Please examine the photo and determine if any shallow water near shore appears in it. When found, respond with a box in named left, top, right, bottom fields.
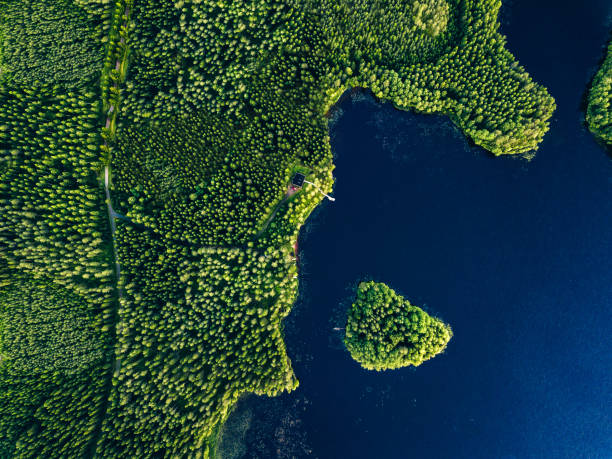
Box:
left=229, top=0, right=612, bottom=457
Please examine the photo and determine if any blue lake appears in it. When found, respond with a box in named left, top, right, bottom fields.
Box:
left=237, top=0, right=612, bottom=457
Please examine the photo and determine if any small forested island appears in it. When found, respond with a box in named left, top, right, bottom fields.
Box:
left=586, top=35, right=612, bottom=148
left=345, top=282, right=452, bottom=371
left=0, top=0, right=554, bottom=457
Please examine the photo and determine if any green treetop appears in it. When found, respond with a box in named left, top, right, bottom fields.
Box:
left=345, top=282, right=452, bottom=371
left=586, top=35, right=612, bottom=148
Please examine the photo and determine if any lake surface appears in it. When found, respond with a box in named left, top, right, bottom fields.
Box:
left=233, top=1, right=612, bottom=457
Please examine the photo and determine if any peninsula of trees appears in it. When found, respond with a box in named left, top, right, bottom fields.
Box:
left=586, top=35, right=612, bottom=148
left=0, top=0, right=553, bottom=457
left=345, top=282, right=452, bottom=371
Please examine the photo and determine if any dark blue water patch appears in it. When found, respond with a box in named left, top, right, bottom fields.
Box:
left=239, top=1, right=612, bottom=458
left=288, top=96, right=611, bottom=459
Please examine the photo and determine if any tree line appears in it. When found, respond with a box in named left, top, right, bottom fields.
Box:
left=344, top=281, right=452, bottom=371
left=586, top=35, right=611, bottom=148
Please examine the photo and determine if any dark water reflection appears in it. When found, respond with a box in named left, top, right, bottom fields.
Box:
left=232, top=1, right=612, bottom=458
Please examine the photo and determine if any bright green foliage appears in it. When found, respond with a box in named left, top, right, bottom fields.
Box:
left=0, top=0, right=105, bottom=86
left=0, top=359, right=109, bottom=458
left=413, top=0, right=451, bottom=37
left=0, top=83, right=114, bottom=302
left=0, top=0, right=116, bottom=453
left=112, top=106, right=331, bottom=247
left=118, top=0, right=557, bottom=158
left=118, top=0, right=300, bottom=123
left=0, top=271, right=109, bottom=458
left=345, top=282, right=452, bottom=371
left=95, top=227, right=298, bottom=456
left=0, top=83, right=116, bottom=455
left=0, top=274, right=104, bottom=374
left=306, top=0, right=460, bottom=68
left=112, top=114, right=234, bottom=205
left=313, top=0, right=556, bottom=155
left=586, top=36, right=612, bottom=147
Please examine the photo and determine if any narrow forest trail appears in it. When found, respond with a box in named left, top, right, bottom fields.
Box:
left=102, top=3, right=130, bottom=353
left=104, top=164, right=121, bottom=302
left=102, top=5, right=129, bottom=290
left=87, top=3, right=131, bottom=456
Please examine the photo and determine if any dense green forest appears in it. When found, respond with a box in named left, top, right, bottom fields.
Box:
left=586, top=35, right=612, bottom=148
left=0, top=0, right=554, bottom=456
left=344, top=282, right=452, bottom=370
